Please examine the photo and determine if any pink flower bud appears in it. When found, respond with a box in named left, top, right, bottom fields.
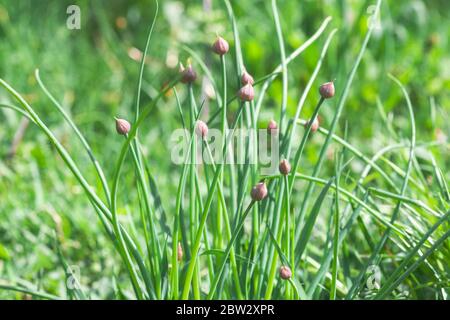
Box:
left=279, top=159, right=291, bottom=175
left=212, top=36, right=229, bottom=55
left=305, top=117, right=320, bottom=133
left=251, top=182, right=268, bottom=201
left=238, top=83, right=254, bottom=102
left=241, top=70, right=254, bottom=85
left=195, top=120, right=209, bottom=139
left=319, top=81, right=335, bottom=99
left=267, top=120, right=278, bottom=134
left=279, top=266, right=292, bottom=280
left=115, top=118, right=131, bottom=135
left=181, top=64, right=197, bottom=84
left=177, top=242, right=183, bottom=262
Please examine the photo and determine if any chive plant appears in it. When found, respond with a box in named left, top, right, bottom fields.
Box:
left=0, top=0, right=449, bottom=300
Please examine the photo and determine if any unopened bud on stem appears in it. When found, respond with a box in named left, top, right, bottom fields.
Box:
left=279, top=159, right=291, bottom=175
left=279, top=266, right=292, bottom=280
left=115, top=118, right=131, bottom=135
left=212, top=36, right=229, bottom=55
left=251, top=182, right=268, bottom=201
left=238, top=83, right=254, bottom=102
left=305, top=117, right=320, bottom=133
left=177, top=242, right=183, bottom=262
left=319, top=81, right=335, bottom=99
left=267, top=120, right=278, bottom=134
left=241, top=69, right=254, bottom=85
left=181, top=63, right=197, bottom=84
left=195, top=120, right=209, bottom=139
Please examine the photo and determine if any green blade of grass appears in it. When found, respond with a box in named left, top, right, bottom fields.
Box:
left=346, top=74, right=417, bottom=299
left=0, top=283, right=61, bottom=300
left=35, top=69, right=111, bottom=204
left=295, top=178, right=335, bottom=266
left=374, top=209, right=450, bottom=299
left=294, top=0, right=383, bottom=249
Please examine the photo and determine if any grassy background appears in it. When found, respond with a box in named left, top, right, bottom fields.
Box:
left=0, top=0, right=449, bottom=299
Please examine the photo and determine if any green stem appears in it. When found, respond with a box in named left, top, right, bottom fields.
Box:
left=204, top=141, right=244, bottom=299
left=330, top=166, right=340, bottom=300
left=283, top=175, right=291, bottom=299
left=181, top=104, right=244, bottom=299
left=188, top=84, right=200, bottom=300
left=129, top=143, right=161, bottom=299
left=0, top=77, right=148, bottom=299
left=264, top=181, right=288, bottom=299
left=207, top=201, right=256, bottom=299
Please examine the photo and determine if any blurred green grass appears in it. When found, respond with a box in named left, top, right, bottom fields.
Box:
left=0, top=0, right=449, bottom=299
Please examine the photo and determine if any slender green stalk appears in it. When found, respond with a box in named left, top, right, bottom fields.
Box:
left=288, top=97, right=324, bottom=194
left=294, top=0, right=383, bottom=247
left=346, top=73, right=416, bottom=298
left=374, top=210, right=450, bottom=299
left=181, top=104, right=244, bottom=299
left=207, top=200, right=256, bottom=299
left=284, top=29, right=337, bottom=159
left=0, top=103, right=35, bottom=122
left=0, top=284, right=61, bottom=300
left=283, top=175, right=291, bottom=299
left=330, top=159, right=341, bottom=299
left=170, top=122, right=197, bottom=299
left=0, top=77, right=146, bottom=299
left=187, top=84, right=201, bottom=299
left=272, top=0, right=288, bottom=137
left=255, top=16, right=333, bottom=118
left=109, top=78, right=179, bottom=297
left=264, top=181, right=285, bottom=299
left=204, top=141, right=243, bottom=299
left=262, top=173, right=409, bottom=236
left=35, top=69, right=111, bottom=204
left=217, top=54, right=227, bottom=250
left=134, top=0, right=158, bottom=123
left=128, top=143, right=161, bottom=298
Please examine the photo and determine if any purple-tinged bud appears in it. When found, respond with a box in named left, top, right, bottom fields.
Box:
left=279, top=266, right=292, bottom=280
left=212, top=36, right=229, bottom=55
left=251, top=182, right=268, bottom=202
left=319, top=81, right=335, bottom=99
left=181, top=64, right=197, bottom=84
left=177, top=242, right=183, bottom=262
left=115, top=118, right=131, bottom=135
left=241, top=70, right=254, bottom=86
left=305, top=117, right=320, bottom=133
left=238, top=83, right=254, bottom=102
left=267, top=119, right=278, bottom=134
left=279, top=159, right=291, bottom=175
left=195, top=120, right=209, bottom=139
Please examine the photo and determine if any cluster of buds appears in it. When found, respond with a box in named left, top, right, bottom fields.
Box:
left=238, top=67, right=255, bottom=102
